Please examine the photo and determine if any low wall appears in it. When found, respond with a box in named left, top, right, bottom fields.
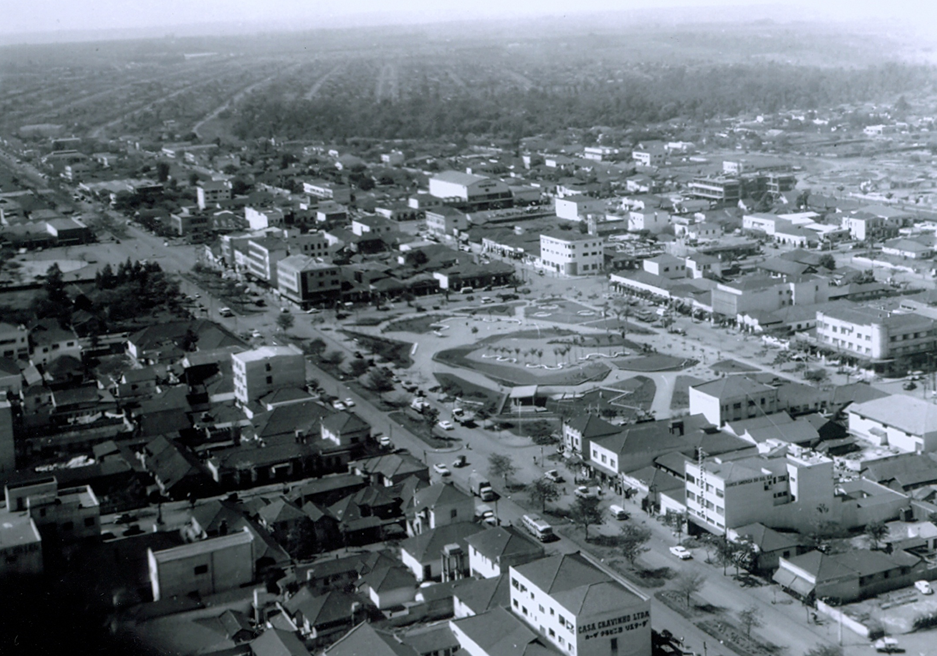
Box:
left=816, top=599, right=872, bottom=639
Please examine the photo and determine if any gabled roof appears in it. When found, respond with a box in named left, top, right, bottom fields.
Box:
left=464, top=525, right=544, bottom=564
left=250, top=628, right=311, bottom=656
left=692, top=375, right=774, bottom=399
left=451, top=573, right=512, bottom=614
left=449, top=607, right=546, bottom=656
left=399, top=521, right=484, bottom=562
left=322, top=411, right=371, bottom=434
left=850, top=394, right=937, bottom=437
left=325, top=622, right=418, bottom=656
left=412, top=482, right=473, bottom=513
left=735, top=523, right=807, bottom=553
left=283, top=589, right=359, bottom=628
left=564, top=413, right=620, bottom=439
left=359, top=565, right=417, bottom=594
left=257, top=497, right=308, bottom=526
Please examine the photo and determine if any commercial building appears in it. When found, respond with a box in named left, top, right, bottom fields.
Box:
left=539, top=233, right=604, bottom=276
left=685, top=446, right=834, bottom=534
left=712, top=275, right=829, bottom=321
left=428, top=171, right=512, bottom=211
left=148, top=529, right=254, bottom=601
left=196, top=180, right=232, bottom=210
left=555, top=196, right=607, bottom=222
left=687, top=177, right=741, bottom=203
left=425, top=206, right=468, bottom=237
left=465, top=526, right=544, bottom=579
left=816, top=302, right=937, bottom=362
left=277, top=255, right=341, bottom=308
left=848, top=394, right=937, bottom=453
left=509, top=552, right=651, bottom=656
left=689, top=376, right=779, bottom=426
left=0, top=513, right=42, bottom=577
left=232, top=345, right=306, bottom=405
left=303, top=180, right=352, bottom=204
left=0, top=323, right=30, bottom=360
left=5, top=476, right=101, bottom=542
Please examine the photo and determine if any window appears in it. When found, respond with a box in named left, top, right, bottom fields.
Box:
left=194, top=564, right=209, bottom=575
left=62, top=521, right=74, bottom=531
left=266, top=376, right=273, bottom=384
left=450, top=509, right=458, bottom=519
left=84, top=517, right=95, bottom=527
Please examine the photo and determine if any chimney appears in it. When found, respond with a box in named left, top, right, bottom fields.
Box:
left=670, top=420, right=684, bottom=436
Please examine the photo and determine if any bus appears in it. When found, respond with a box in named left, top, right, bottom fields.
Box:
left=522, top=514, right=556, bottom=542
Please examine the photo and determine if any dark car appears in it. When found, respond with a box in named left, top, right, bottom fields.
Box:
left=904, top=381, right=918, bottom=391
left=122, top=524, right=145, bottom=537
left=115, top=513, right=137, bottom=524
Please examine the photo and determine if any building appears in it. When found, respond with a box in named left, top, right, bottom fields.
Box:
left=562, top=413, right=621, bottom=457
left=685, top=446, right=834, bottom=534
left=148, top=529, right=254, bottom=601
left=399, top=522, right=484, bottom=582
left=642, top=254, right=686, bottom=279
left=246, top=236, right=288, bottom=286
left=555, top=196, right=607, bottom=222
left=0, top=323, right=28, bottom=361
left=465, top=526, right=544, bottom=579
left=196, top=180, right=232, bottom=210
left=773, top=549, right=924, bottom=604
left=245, top=206, right=286, bottom=231
left=428, top=171, right=512, bottom=210
left=277, top=255, right=341, bottom=309
left=848, top=394, right=937, bottom=453
left=689, top=376, right=779, bottom=426
left=425, top=206, right=468, bottom=237
left=0, top=513, right=42, bottom=577
left=0, top=401, right=13, bottom=475
left=168, top=210, right=210, bottom=237
left=687, top=178, right=741, bottom=203
left=712, top=275, right=829, bottom=321
left=321, top=412, right=371, bottom=448
left=632, top=145, right=666, bottom=168
left=882, top=238, right=934, bottom=260
left=28, top=320, right=81, bottom=367
left=5, top=477, right=101, bottom=542
left=539, top=233, right=604, bottom=276
left=509, top=552, right=651, bottom=656
left=303, top=180, right=352, bottom=204
left=232, top=345, right=306, bottom=405
left=628, top=209, right=671, bottom=234
left=685, top=253, right=722, bottom=279
left=409, top=483, right=475, bottom=536
left=816, top=302, right=937, bottom=362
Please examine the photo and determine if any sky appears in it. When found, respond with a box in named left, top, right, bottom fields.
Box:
left=0, top=0, right=931, bottom=40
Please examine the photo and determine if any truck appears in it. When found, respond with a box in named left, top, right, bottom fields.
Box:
left=468, top=472, right=496, bottom=501
left=410, top=397, right=428, bottom=413
left=452, top=407, right=475, bottom=425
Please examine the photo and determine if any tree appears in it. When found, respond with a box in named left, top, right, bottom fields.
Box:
left=488, top=453, right=517, bottom=485
left=803, top=368, right=828, bottom=385
left=423, top=406, right=440, bottom=427
left=673, top=571, right=706, bottom=608
left=365, top=368, right=395, bottom=399
left=306, top=337, right=327, bottom=358
left=569, top=496, right=604, bottom=540
left=528, top=420, right=555, bottom=445
left=865, top=520, right=889, bottom=550
left=276, top=312, right=295, bottom=332
left=320, top=350, right=345, bottom=366
left=817, top=253, right=836, bottom=270
left=619, top=524, right=652, bottom=568
left=664, top=511, right=687, bottom=539
left=731, top=537, right=758, bottom=576
left=529, top=478, right=560, bottom=512
left=349, top=358, right=370, bottom=378
left=737, top=605, right=764, bottom=636
left=156, top=161, right=171, bottom=183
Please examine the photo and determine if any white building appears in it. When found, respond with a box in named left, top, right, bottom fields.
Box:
left=685, top=446, right=834, bottom=534
left=849, top=394, right=937, bottom=453
left=245, top=206, right=285, bottom=230
left=509, top=552, right=651, bottom=656
left=555, top=196, right=607, bottom=222
left=148, top=529, right=254, bottom=601
left=539, top=232, right=604, bottom=276
left=232, top=345, right=306, bottom=405
left=642, top=254, right=685, bottom=279
left=196, top=180, right=232, bottom=210
left=816, top=302, right=937, bottom=362
left=689, top=376, right=779, bottom=426
left=428, top=171, right=512, bottom=207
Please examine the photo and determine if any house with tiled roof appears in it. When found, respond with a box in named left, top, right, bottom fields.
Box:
left=562, top=413, right=621, bottom=457
left=250, top=628, right=311, bottom=656
left=408, top=482, right=475, bottom=536
left=399, top=521, right=484, bottom=582
left=349, top=453, right=430, bottom=487
left=451, top=573, right=511, bottom=618
left=849, top=394, right=937, bottom=453
left=357, top=565, right=417, bottom=610
left=774, top=548, right=925, bottom=603
left=321, top=411, right=371, bottom=447
left=449, top=606, right=545, bottom=656
left=280, top=588, right=364, bottom=640
left=730, top=522, right=810, bottom=574
left=465, top=526, right=544, bottom=579
left=325, top=622, right=418, bottom=656
left=689, top=375, right=780, bottom=426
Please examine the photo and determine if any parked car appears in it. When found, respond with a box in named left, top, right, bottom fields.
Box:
left=377, top=435, right=392, bottom=448
left=452, top=454, right=467, bottom=468
left=916, top=580, right=933, bottom=595
left=343, top=398, right=355, bottom=407
left=437, top=420, right=455, bottom=430
left=433, top=463, right=451, bottom=477
left=903, top=381, right=918, bottom=391
left=122, top=524, right=145, bottom=537
left=544, top=470, right=564, bottom=483
left=669, top=545, right=692, bottom=560
left=331, top=400, right=346, bottom=410
left=115, top=513, right=137, bottom=524
left=575, top=486, right=598, bottom=499
left=218, top=307, right=234, bottom=318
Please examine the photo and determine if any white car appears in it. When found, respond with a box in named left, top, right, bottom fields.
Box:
left=331, top=400, right=346, bottom=410
left=343, top=398, right=356, bottom=408
left=916, top=580, right=933, bottom=595
left=669, top=545, right=692, bottom=560
left=574, top=485, right=597, bottom=499
left=544, top=470, right=564, bottom=483
left=437, top=420, right=455, bottom=430
left=433, top=463, right=451, bottom=477
left=377, top=435, right=393, bottom=448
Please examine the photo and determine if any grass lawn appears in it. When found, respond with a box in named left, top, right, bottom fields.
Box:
left=670, top=375, right=705, bottom=410
left=433, top=372, right=502, bottom=406
left=710, top=359, right=760, bottom=374
left=340, top=330, right=414, bottom=368
left=388, top=410, right=452, bottom=449
left=454, top=301, right=523, bottom=317
left=614, top=354, right=697, bottom=372
left=383, top=314, right=454, bottom=334
left=435, top=345, right=611, bottom=386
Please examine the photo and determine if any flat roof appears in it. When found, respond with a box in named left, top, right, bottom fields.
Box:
left=150, top=529, right=252, bottom=563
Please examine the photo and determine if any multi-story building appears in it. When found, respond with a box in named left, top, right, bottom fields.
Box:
left=5, top=477, right=101, bottom=543
left=816, top=302, right=937, bottom=362
left=245, top=206, right=286, bottom=231
left=689, top=375, right=779, bottom=426
left=0, top=322, right=28, bottom=360
left=711, top=275, right=829, bottom=320
left=28, top=320, right=81, bottom=367
left=232, top=345, right=306, bottom=405
left=277, top=255, right=341, bottom=309
left=509, top=552, right=651, bottom=656
left=687, top=177, right=741, bottom=203
left=642, top=254, right=686, bottom=279
left=169, top=209, right=210, bottom=236
left=196, top=180, right=232, bottom=210
left=246, top=236, right=288, bottom=287
left=0, top=401, right=13, bottom=476
left=425, top=206, right=468, bottom=237
left=848, top=394, right=937, bottom=453
left=148, top=529, right=254, bottom=601
left=685, top=446, right=834, bottom=534
left=555, top=196, right=607, bottom=222
left=303, top=179, right=352, bottom=204
left=632, top=145, right=666, bottom=168
left=539, top=233, right=604, bottom=276
left=0, top=513, right=42, bottom=577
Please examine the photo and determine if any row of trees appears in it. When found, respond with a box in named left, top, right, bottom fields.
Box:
left=232, top=62, right=934, bottom=143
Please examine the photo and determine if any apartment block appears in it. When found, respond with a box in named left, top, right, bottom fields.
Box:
left=232, top=345, right=306, bottom=405
left=816, top=302, right=937, bottom=361
left=539, top=233, right=604, bottom=276
left=277, top=255, right=341, bottom=308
